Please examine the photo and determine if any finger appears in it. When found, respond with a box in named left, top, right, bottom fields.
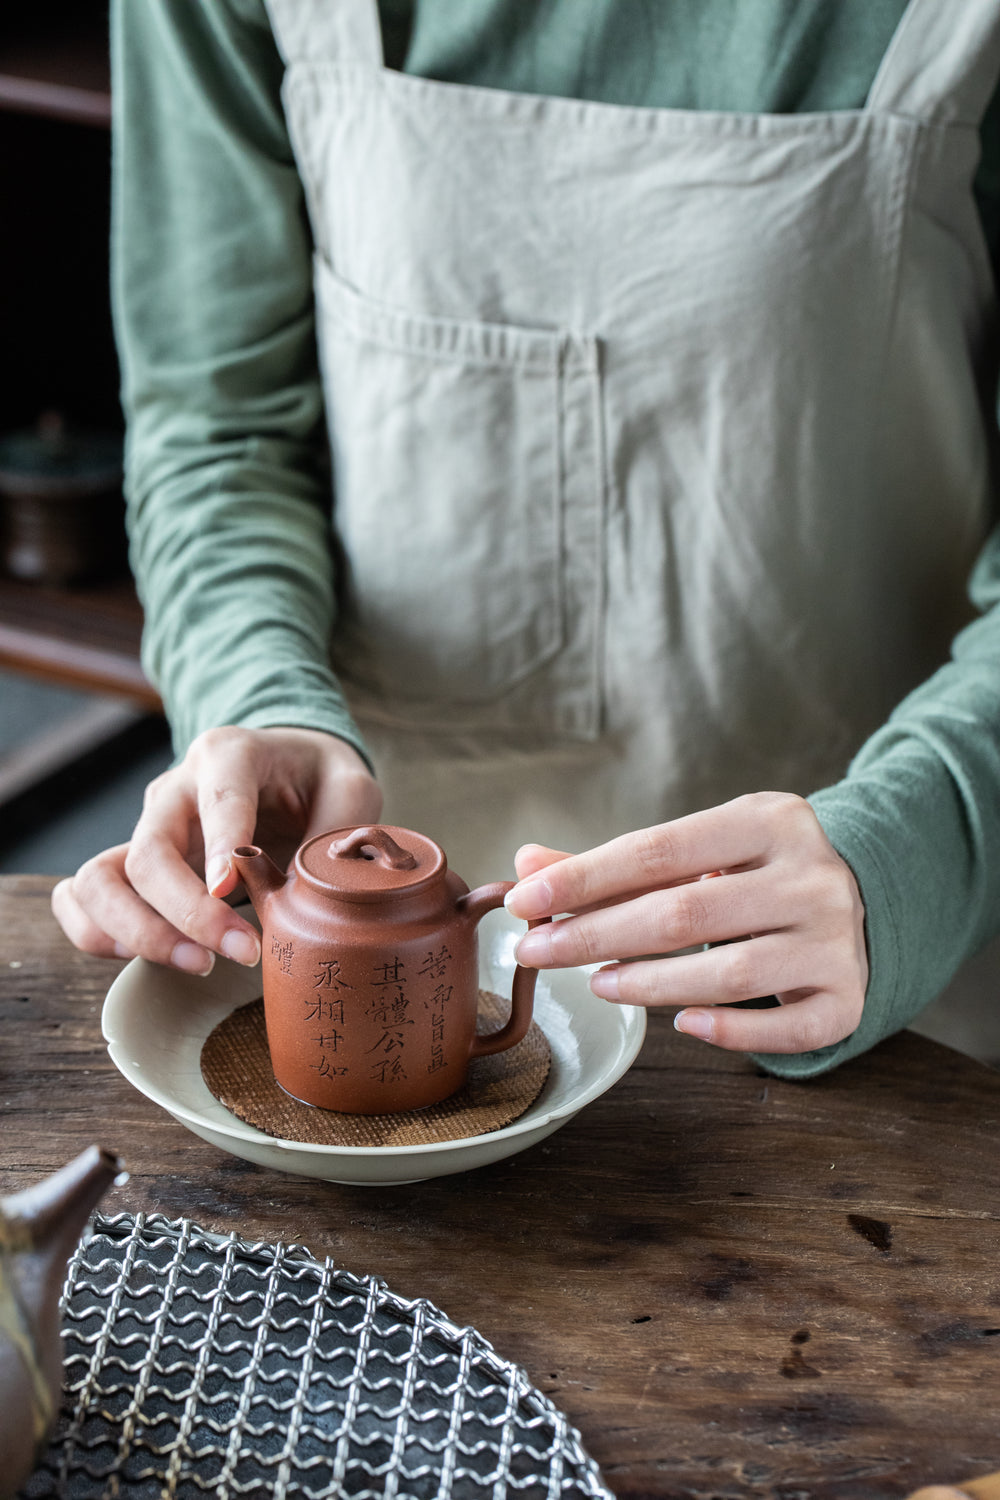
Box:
left=52, top=876, right=134, bottom=961
left=904, top=1490, right=975, bottom=1500
left=510, top=846, right=716, bottom=919
left=588, top=934, right=807, bottom=1008
left=513, top=844, right=572, bottom=882
left=63, top=855, right=217, bottom=973
left=673, top=990, right=860, bottom=1054
left=191, top=732, right=263, bottom=898
left=505, top=793, right=813, bottom=919
left=248, top=732, right=381, bottom=864
left=513, top=870, right=795, bottom=969
left=127, top=778, right=260, bottom=965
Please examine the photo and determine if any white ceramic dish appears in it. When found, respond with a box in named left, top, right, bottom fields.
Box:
left=102, top=911, right=646, bottom=1186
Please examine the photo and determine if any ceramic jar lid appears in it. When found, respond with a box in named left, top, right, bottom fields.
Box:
left=296, top=825, right=446, bottom=900
left=0, top=413, right=122, bottom=498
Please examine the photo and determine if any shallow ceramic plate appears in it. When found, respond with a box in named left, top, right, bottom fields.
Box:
left=102, top=910, right=646, bottom=1185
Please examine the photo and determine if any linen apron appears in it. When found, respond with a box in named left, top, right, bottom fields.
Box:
left=264, top=0, right=1000, bottom=919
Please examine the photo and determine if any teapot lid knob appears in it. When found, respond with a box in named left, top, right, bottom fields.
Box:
left=328, top=827, right=418, bottom=870
left=296, top=824, right=445, bottom=900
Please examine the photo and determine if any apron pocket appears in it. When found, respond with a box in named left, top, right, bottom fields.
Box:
left=313, top=255, right=603, bottom=741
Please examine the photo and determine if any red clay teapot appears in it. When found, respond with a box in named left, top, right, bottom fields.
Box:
left=233, top=825, right=547, bottom=1115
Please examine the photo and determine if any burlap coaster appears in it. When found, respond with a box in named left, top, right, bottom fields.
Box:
left=201, top=991, right=551, bottom=1148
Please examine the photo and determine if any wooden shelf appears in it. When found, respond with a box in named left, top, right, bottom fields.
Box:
left=0, top=575, right=160, bottom=709
left=0, top=0, right=156, bottom=830
left=0, top=13, right=110, bottom=128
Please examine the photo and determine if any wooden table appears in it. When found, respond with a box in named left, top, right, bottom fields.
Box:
left=3, top=874, right=999, bottom=1499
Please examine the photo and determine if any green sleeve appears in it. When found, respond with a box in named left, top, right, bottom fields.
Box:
left=111, top=0, right=369, bottom=765
left=755, top=530, right=1000, bottom=1077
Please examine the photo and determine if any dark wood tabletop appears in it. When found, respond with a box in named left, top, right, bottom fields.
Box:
left=2, top=873, right=999, bottom=1499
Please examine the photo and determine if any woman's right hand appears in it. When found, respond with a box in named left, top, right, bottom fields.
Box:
left=52, top=726, right=382, bottom=974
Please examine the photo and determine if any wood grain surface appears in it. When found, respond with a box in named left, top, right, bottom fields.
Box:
left=2, top=873, right=999, bottom=1499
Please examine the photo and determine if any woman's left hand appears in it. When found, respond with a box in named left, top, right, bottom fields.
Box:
left=505, top=792, right=868, bottom=1054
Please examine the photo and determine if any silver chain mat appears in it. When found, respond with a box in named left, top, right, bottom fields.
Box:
left=17, top=1213, right=613, bottom=1500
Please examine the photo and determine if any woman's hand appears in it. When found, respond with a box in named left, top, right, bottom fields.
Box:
left=505, top=792, right=868, bottom=1054
left=52, top=726, right=381, bottom=974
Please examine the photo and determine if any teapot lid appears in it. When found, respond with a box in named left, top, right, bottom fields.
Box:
left=297, top=824, right=446, bottom=901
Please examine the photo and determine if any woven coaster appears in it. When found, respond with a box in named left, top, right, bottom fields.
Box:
left=201, top=991, right=551, bottom=1148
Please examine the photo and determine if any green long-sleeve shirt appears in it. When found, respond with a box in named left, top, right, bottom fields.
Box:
left=112, top=0, right=1000, bottom=1077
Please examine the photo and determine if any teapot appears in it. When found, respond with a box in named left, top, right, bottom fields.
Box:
left=0, top=1146, right=121, bottom=1498
left=233, top=825, right=548, bottom=1115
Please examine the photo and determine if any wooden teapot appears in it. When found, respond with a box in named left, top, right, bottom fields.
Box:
left=233, top=825, right=547, bottom=1114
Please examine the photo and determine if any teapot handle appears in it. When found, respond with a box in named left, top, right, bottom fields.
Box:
left=457, top=882, right=550, bottom=1059
left=328, top=826, right=417, bottom=871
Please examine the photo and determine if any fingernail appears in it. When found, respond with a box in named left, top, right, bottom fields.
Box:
left=171, top=941, right=215, bottom=976
left=514, top=928, right=552, bottom=966
left=505, top=878, right=552, bottom=919
left=674, top=1009, right=714, bottom=1041
left=206, top=864, right=233, bottom=894
left=221, top=929, right=261, bottom=967
left=589, top=965, right=620, bottom=1000
left=206, top=857, right=232, bottom=898
left=113, top=942, right=135, bottom=960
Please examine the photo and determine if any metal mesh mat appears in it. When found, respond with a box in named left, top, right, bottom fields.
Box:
left=19, top=1213, right=612, bottom=1500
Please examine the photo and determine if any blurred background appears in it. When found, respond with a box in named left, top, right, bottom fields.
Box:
left=0, top=2, right=172, bottom=878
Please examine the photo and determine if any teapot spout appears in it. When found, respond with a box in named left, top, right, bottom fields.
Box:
left=0, top=1147, right=121, bottom=1495
left=232, top=845, right=288, bottom=918
left=1, top=1145, right=121, bottom=1268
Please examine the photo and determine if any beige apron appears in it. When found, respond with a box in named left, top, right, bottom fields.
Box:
left=264, top=0, right=999, bottom=974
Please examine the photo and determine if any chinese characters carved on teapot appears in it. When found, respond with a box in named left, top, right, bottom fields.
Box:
left=233, top=825, right=548, bottom=1115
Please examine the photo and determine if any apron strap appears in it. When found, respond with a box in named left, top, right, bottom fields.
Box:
left=264, top=0, right=384, bottom=67
left=866, top=0, right=1000, bottom=126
